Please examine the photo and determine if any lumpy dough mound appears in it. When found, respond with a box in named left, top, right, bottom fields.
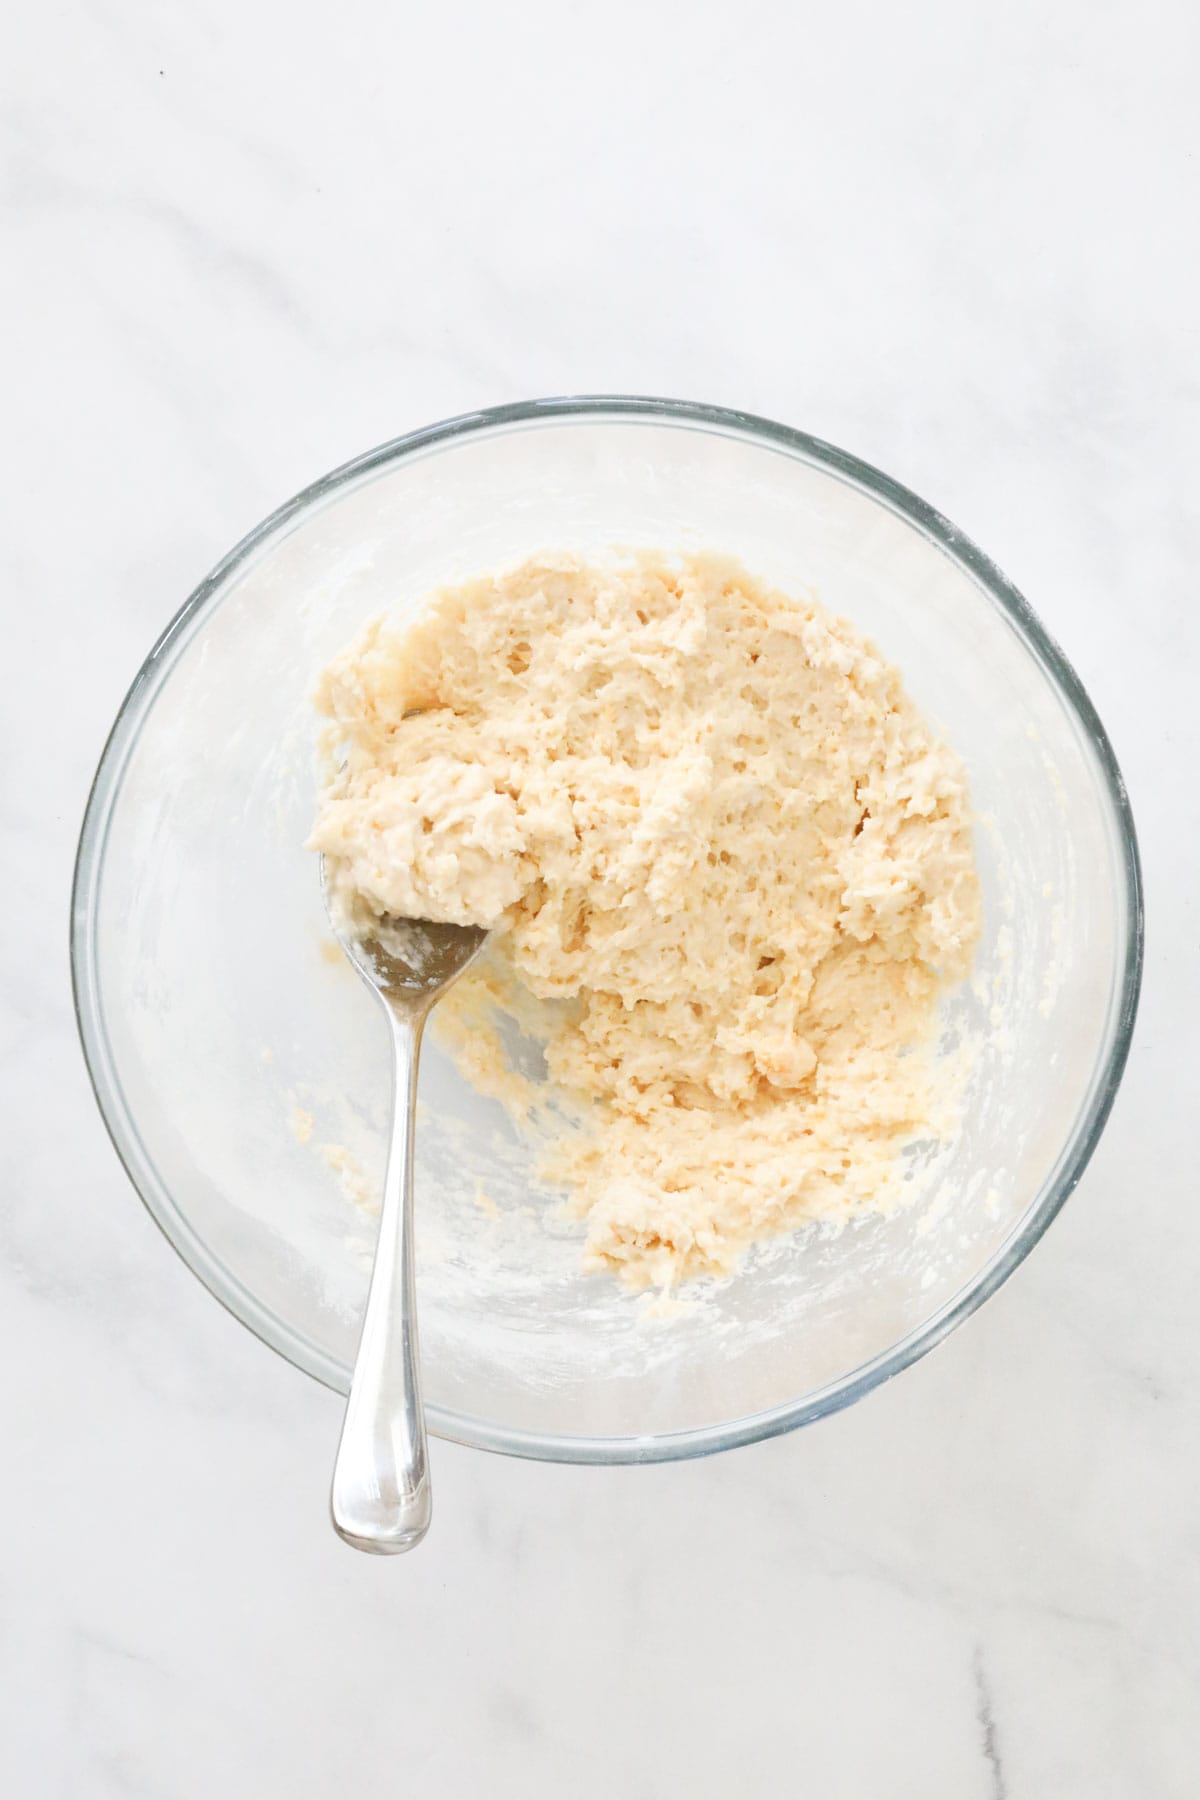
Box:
left=310, top=553, right=981, bottom=1291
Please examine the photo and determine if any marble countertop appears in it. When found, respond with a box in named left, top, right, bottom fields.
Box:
left=4, top=2, right=1196, bottom=1794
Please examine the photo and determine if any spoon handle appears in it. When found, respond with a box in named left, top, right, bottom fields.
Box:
left=330, top=1002, right=431, bottom=1553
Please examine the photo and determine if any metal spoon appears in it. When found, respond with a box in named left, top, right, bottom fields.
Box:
left=321, top=860, right=487, bottom=1554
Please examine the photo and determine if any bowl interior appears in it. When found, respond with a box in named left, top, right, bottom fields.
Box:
left=74, top=407, right=1138, bottom=1458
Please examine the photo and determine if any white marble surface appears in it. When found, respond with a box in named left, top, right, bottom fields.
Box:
left=3, top=1, right=1197, bottom=1793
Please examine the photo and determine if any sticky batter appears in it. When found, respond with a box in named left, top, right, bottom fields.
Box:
left=310, top=554, right=980, bottom=1290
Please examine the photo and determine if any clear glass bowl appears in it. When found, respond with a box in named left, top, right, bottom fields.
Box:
left=71, top=398, right=1142, bottom=1463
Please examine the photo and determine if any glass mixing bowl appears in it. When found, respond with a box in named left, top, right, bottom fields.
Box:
left=72, top=398, right=1142, bottom=1462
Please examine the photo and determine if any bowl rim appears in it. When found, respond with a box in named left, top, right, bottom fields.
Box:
left=70, top=394, right=1144, bottom=1465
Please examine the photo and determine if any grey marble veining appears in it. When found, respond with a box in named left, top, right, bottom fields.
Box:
left=2, top=1, right=1196, bottom=1794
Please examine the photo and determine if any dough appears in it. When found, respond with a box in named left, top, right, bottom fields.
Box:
left=310, top=553, right=980, bottom=1290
